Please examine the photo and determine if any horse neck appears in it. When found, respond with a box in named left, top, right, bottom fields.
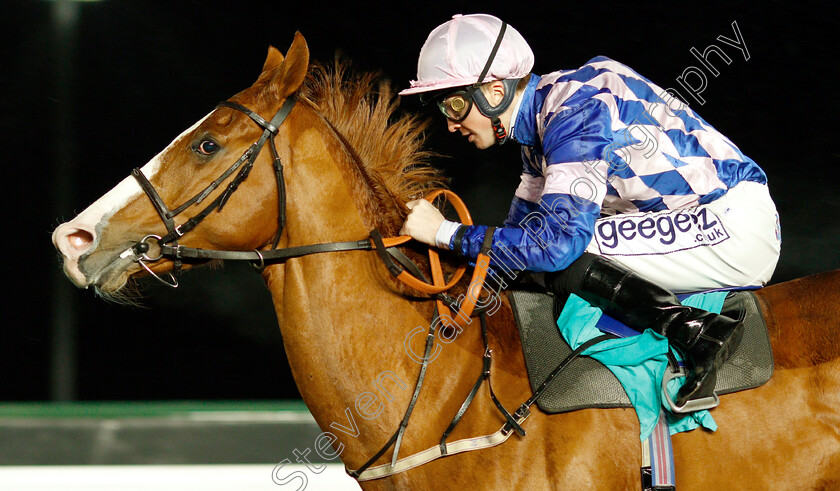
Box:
left=259, top=108, right=479, bottom=464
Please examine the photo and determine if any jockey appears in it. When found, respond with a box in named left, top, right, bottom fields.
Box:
left=398, top=14, right=781, bottom=410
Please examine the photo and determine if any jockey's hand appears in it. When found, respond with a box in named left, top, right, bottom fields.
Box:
left=400, top=199, right=445, bottom=246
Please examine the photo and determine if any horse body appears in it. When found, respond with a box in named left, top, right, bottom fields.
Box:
left=52, top=33, right=840, bottom=489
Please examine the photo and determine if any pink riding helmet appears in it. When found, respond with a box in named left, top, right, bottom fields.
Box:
left=400, top=14, right=535, bottom=96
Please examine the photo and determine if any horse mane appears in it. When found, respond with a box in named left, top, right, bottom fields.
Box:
left=296, top=59, right=448, bottom=234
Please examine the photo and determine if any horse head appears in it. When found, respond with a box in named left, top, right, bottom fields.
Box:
left=53, top=29, right=442, bottom=302
left=52, top=34, right=313, bottom=294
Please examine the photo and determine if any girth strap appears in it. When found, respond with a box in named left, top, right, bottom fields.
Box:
left=349, top=414, right=526, bottom=481
left=506, top=333, right=616, bottom=430
left=347, top=310, right=440, bottom=479
left=348, top=332, right=617, bottom=481
left=440, top=312, right=523, bottom=456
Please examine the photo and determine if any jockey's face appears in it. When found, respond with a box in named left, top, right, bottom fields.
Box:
left=446, top=103, right=497, bottom=149
left=443, top=81, right=508, bottom=150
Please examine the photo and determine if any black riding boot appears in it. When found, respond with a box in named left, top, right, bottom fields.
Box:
left=546, top=253, right=743, bottom=410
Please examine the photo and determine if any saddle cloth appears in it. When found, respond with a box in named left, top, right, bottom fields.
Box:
left=509, top=289, right=774, bottom=415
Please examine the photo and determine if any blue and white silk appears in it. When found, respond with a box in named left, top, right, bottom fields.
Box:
left=452, top=57, right=769, bottom=275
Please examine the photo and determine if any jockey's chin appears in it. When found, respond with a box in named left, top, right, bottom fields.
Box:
left=447, top=109, right=499, bottom=150
left=468, top=131, right=498, bottom=149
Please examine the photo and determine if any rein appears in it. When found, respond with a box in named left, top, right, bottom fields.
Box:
left=125, top=96, right=604, bottom=482
left=128, top=93, right=488, bottom=327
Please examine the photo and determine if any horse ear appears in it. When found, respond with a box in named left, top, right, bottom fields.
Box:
left=271, top=32, right=309, bottom=98
left=256, top=46, right=285, bottom=84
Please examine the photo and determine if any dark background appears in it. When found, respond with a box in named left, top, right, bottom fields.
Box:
left=1, top=1, right=837, bottom=402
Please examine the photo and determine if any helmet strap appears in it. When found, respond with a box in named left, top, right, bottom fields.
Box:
left=491, top=116, right=509, bottom=145
left=470, top=78, right=519, bottom=118
left=468, top=21, right=517, bottom=146
left=470, top=79, right=517, bottom=145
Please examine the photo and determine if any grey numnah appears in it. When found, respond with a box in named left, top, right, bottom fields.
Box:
left=509, top=290, right=774, bottom=414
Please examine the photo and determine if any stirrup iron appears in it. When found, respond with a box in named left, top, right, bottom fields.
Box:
left=661, top=365, right=719, bottom=414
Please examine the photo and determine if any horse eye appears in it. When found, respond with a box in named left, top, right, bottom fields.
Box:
left=196, top=139, right=219, bottom=156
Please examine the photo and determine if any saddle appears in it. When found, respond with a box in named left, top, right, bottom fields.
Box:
left=508, top=289, right=774, bottom=415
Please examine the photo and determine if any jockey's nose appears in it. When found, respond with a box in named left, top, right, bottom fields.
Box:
left=447, top=119, right=461, bottom=132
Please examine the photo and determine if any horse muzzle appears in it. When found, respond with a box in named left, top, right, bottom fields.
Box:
left=52, top=221, right=98, bottom=286
left=52, top=220, right=138, bottom=291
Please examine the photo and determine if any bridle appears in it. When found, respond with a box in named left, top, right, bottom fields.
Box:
left=127, top=96, right=296, bottom=286
left=126, top=94, right=492, bottom=327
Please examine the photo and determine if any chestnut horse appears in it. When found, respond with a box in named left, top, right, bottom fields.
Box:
left=52, top=33, right=840, bottom=489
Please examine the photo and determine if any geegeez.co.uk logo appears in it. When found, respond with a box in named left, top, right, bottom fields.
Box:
left=593, top=207, right=729, bottom=256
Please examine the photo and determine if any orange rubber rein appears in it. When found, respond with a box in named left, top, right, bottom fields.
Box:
left=370, top=189, right=493, bottom=330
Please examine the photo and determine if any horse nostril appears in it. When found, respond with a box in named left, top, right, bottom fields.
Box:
left=66, top=229, right=94, bottom=253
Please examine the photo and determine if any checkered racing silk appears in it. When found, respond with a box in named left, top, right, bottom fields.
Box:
left=453, top=56, right=768, bottom=273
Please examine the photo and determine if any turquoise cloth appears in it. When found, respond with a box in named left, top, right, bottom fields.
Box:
left=556, top=292, right=727, bottom=441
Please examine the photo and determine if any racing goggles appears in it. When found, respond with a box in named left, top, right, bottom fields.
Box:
left=422, top=87, right=477, bottom=122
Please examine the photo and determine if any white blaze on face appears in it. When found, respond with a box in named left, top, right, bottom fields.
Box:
left=52, top=112, right=213, bottom=286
